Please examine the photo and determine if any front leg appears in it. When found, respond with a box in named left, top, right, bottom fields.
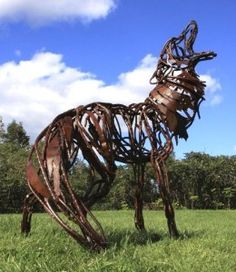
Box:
left=151, top=155, right=179, bottom=238
left=133, top=164, right=146, bottom=231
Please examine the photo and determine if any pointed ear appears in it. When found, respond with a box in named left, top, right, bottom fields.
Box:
left=183, top=20, right=198, bottom=54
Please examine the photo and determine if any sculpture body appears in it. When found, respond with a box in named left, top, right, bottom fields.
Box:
left=21, top=21, right=216, bottom=250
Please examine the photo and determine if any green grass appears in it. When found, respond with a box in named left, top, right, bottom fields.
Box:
left=0, top=210, right=236, bottom=272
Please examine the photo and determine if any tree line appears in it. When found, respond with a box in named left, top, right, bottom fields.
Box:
left=0, top=117, right=236, bottom=213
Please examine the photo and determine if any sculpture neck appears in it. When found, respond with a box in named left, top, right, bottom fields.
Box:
left=145, top=71, right=205, bottom=140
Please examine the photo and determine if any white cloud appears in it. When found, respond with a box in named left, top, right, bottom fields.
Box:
left=0, top=0, right=116, bottom=25
left=0, top=52, right=221, bottom=140
left=200, top=74, right=222, bottom=106
left=200, top=74, right=221, bottom=93
left=0, top=52, right=155, bottom=138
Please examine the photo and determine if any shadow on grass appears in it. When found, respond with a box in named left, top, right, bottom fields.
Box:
left=105, top=228, right=205, bottom=249
left=105, top=229, right=162, bottom=249
left=178, top=229, right=205, bottom=240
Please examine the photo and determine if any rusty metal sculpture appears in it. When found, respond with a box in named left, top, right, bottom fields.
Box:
left=21, top=21, right=216, bottom=250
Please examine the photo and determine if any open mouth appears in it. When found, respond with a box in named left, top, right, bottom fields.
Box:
left=150, top=20, right=217, bottom=85
left=162, top=21, right=217, bottom=68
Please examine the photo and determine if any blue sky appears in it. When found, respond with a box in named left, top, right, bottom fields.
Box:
left=0, top=0, right=235, bottom=158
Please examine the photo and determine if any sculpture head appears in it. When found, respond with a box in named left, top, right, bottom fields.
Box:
left=155, top=20, right=216, bottom=72
left=148, top=20, right=216, bottom=140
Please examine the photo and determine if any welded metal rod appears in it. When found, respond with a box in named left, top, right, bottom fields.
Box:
left=21, top=20, right=216, bottom=250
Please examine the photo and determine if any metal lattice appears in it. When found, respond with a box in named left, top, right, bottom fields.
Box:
left=21, top=21, right=216, bottom=250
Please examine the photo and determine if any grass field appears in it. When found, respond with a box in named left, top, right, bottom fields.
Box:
left=0, top=210, right=236, bottom=272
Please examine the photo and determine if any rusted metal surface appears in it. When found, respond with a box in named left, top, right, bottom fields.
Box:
left=21, top=21, right=216, bottom=250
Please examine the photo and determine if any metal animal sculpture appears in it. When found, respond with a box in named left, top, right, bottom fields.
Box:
left=21, top=21, right=216, bottom=250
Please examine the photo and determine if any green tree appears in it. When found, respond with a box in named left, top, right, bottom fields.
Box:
left=0, top=116, right=5, bottom=142
left=0, top=118, right=29, bottom=213
left=169, top=153, right=236, bottom=209
left=3, top=120, right=29, bottom=148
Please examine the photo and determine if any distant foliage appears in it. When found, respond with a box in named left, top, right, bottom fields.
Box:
left=0, top=116, right=236, bottom=213
left=0, top=118, right=29, bottom=213
left=168, top=152, right=236, bottom=209
left=3, top=120, right=29, bottom=148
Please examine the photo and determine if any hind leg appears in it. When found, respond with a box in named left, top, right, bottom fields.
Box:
left=21, top=192, right=37, bottom=235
